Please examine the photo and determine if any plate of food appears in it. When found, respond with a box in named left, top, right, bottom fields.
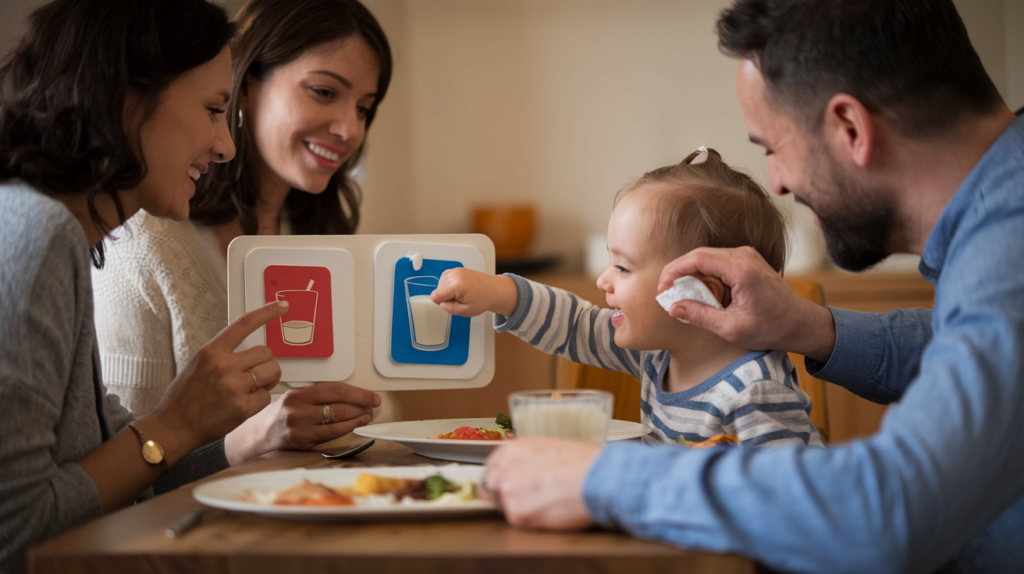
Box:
left=354, top=415, right=648, bottom=463
left=193, top=465, right=495, bottom=521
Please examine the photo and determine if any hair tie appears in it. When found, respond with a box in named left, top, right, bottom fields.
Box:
left=690, top=146, right=709, bottom=165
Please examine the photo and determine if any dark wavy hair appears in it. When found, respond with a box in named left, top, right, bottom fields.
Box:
left=616, top=148, right=788, bottom=274
left=189, top=0, right=393, bottom=236
left=0, top=0, right=235, bottom=268
left=717, top=0, right=1003, bottom=138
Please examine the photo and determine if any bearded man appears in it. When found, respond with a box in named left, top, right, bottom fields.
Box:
left=479, top=2, right=1024, bottom=573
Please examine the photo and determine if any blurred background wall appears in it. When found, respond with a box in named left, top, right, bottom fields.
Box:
left=2, top=0, right=1021, bottom=275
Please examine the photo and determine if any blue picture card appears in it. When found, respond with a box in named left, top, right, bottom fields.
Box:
left=390, top=256, right=470, bottom=365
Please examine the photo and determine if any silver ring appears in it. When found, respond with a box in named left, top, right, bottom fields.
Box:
left=322, top=404, right=332, bottom=425
left=244, top=369, right=258, bottom=392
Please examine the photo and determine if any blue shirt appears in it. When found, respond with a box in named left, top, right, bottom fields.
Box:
left=583, top=116, right=1024, bottom=574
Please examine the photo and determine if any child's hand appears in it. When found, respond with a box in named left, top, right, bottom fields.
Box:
left=431, top=269, right=518, bottom=317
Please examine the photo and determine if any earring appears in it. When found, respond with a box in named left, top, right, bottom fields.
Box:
left=237, top=110, right=244, bottom=129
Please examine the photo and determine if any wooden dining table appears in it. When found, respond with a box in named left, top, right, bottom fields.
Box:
left=28, top=438, right=759, bottom=574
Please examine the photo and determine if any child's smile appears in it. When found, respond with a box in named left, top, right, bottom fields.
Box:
left=609, top=308, right=625, bottom=327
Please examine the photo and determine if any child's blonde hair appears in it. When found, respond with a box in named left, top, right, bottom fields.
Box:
left=615, top=147, right=788, bottom=273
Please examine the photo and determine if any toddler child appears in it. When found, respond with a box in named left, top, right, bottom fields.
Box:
left=432, top=147, right=823, bottom=448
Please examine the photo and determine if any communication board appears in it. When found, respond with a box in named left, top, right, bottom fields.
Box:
left=227, top=234, right=495, bottom=391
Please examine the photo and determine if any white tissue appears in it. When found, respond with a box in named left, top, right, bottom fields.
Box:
left=655, top=276, right=722, bottom=323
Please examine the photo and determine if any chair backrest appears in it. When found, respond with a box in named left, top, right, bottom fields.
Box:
left=555, top=357, right=641, bottom=422
left=554, top=278, right=831, bottom=442
left=783, top=278, right=831, bottom=443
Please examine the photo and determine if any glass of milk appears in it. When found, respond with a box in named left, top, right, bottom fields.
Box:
left=509, top=390, right=613, bottom=445
left=404, top=276, right=451, bottom=351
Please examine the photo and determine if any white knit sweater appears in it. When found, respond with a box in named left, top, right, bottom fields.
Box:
left=92, top=210, right=399, bottom=421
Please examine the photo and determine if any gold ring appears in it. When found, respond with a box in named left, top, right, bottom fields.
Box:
left=322, top=404, right=331, bottom=425
left=244, top=369, right=258, bottom=393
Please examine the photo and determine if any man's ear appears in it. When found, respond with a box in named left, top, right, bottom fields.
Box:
left=822, top=93, right=874, bottom=169
left=692, top=273, right=732, bottom=308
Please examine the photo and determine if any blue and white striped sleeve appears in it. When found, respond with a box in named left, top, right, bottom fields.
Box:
left=493, top=274, right=642, bottom=378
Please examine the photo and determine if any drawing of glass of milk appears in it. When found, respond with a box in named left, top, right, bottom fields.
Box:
left=275, top=280, right=318, bottom=346
left=404, top=276, right=451, bottom=351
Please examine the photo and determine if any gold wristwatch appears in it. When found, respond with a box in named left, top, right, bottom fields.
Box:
left=127, top=423, right=168, bottom=475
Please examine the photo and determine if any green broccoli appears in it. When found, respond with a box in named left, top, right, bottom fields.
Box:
left=495, top=412, right=513, bottom=431
left=425, top=474, right=457, bottom=500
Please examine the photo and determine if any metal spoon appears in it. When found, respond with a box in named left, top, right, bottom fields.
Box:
left=166, top=508, right=224, bottom=539
left=320, top=439, right=375, bottom=459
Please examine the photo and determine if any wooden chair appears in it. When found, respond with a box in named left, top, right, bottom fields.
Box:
left=783, top=278, right=831, bottom=443
left=554, top=357, right=642, bottom=423
left=554, top=278, right=831, bottom=442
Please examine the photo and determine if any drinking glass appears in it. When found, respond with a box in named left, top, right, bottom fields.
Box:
left=508, top=390, right=613, bottom=446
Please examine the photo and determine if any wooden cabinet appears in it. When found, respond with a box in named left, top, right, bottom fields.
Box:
left=394, top=271, right=935, bottom=444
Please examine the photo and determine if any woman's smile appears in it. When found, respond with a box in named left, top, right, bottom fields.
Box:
left=305, top=140, right=345, bottom=168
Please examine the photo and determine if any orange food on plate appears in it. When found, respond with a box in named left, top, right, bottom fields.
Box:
left=676, top=434, right=740, bottom=449
left=238, top=472, right=474, bottom=506
left=353, top=473, right=425, bottom=498
left=431, top=426, right=507, bottom=440
left=271, top=478, right=355, bottom=506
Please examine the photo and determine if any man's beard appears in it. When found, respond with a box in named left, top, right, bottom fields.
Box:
left=806, top=145, right=895, bottom=272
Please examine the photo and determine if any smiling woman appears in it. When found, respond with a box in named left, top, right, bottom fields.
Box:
left=240, top=36, right=381, bottom=212
left=91, top=0, right=397, bottom=462
left=0, top=0, right=235, bottom=267
left=0, top=0, right=303, bottom=571
left=194, top=0, right=392, bottom=237
left=123, top=47, right=235, bottom=223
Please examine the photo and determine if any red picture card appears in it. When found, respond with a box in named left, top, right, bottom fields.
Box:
left=263, top=265, right=334, bottom=358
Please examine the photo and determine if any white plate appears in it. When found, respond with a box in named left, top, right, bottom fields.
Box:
left=355, top=417, right=647, bottom=463
left=193, top=465, right=495, bottom=521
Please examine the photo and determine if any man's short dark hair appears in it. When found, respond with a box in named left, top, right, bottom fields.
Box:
left=717, top=0, right=1004, bottom=138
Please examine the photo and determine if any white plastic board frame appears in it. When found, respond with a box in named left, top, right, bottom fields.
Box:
left=227, top=234, right=495, bottom=391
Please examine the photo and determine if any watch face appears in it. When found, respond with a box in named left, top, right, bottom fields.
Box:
left=142, top=440, right=165, bottom=465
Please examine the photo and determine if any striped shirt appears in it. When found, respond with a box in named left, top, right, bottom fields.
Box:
left=495, top=275, right=823, bottom=448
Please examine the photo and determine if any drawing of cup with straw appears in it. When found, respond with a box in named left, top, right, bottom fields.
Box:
left=276, top=279, right=318, bottom=346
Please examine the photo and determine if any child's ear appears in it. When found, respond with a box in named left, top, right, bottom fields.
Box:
left=692, top=273, right=732, bottom=308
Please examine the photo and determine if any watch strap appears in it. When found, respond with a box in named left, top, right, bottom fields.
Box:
left=127, top=423, right=168, bottom=475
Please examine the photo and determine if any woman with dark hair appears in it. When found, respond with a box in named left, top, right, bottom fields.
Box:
left=0, top=0, right=372, bottom=570
left=92, top=0, right=398, bottom=453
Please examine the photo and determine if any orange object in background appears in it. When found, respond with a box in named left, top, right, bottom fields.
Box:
left=472, top=204, right=535, bottom=260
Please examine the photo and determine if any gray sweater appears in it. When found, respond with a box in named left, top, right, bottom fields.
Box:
left=0, top=182, right=228, bottom=573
